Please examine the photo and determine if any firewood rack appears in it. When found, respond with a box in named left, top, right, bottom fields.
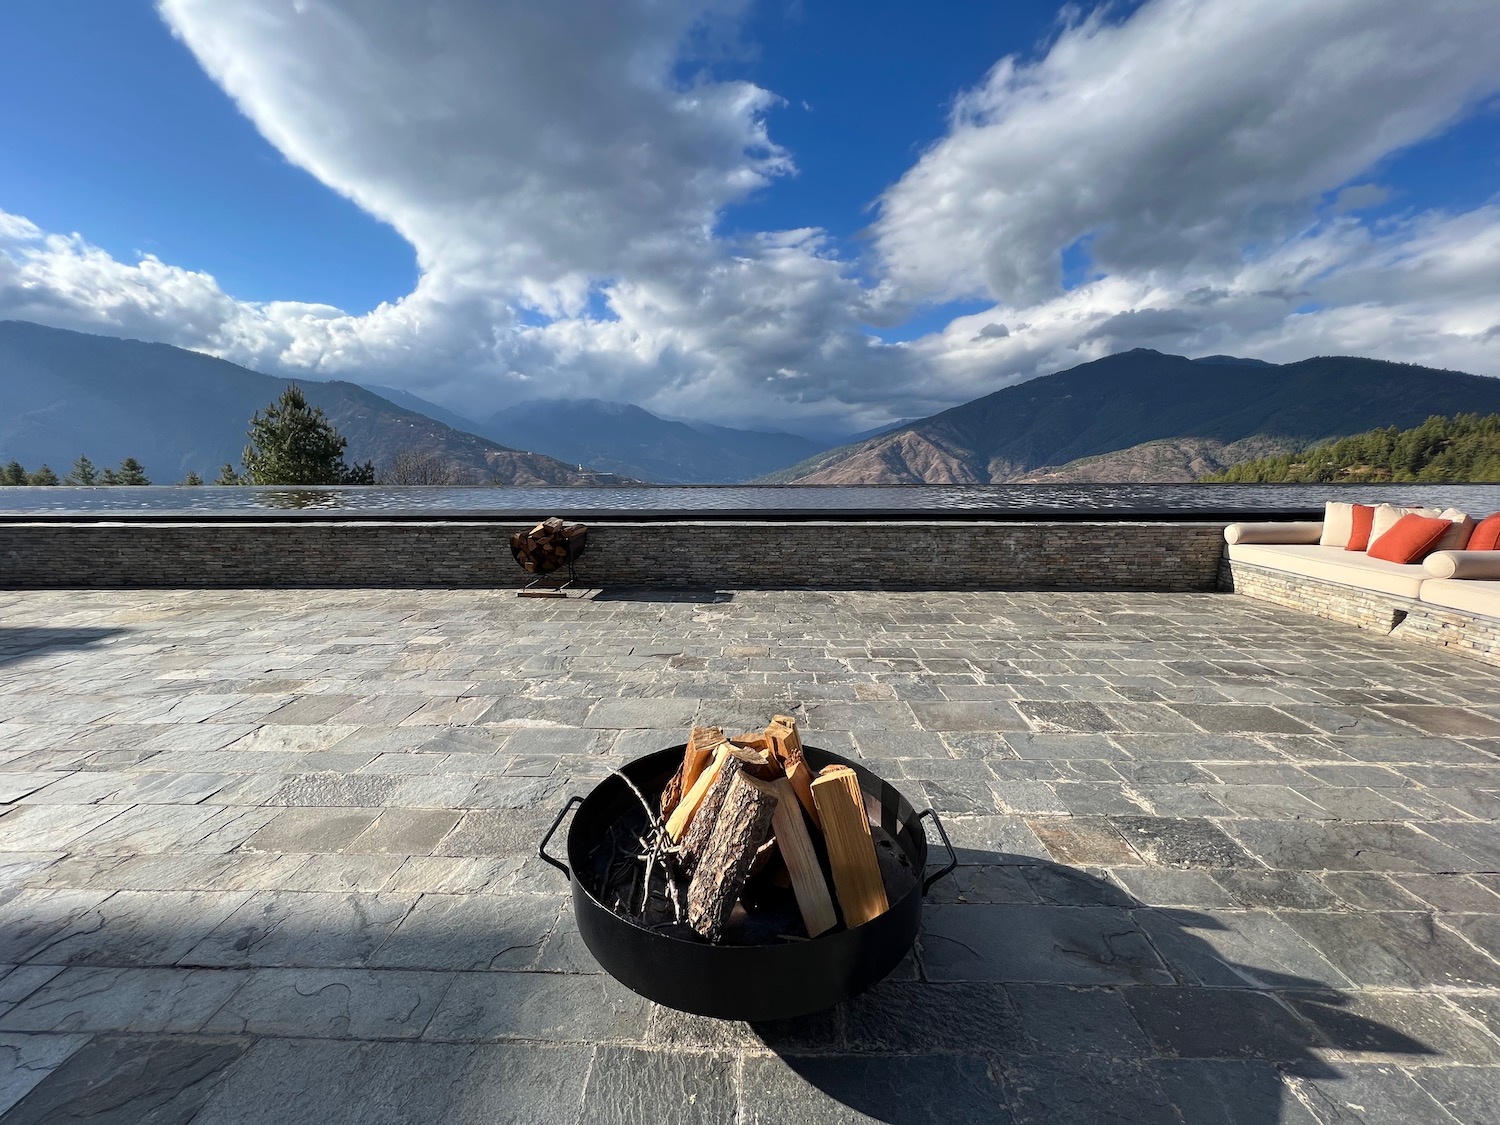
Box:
left=510, top=520, right=588, bottom=598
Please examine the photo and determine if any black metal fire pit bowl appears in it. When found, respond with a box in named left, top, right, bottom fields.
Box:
left=538, top=744, right=957, bottom=1021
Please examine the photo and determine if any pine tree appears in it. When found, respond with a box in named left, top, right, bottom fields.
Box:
left=181, top=471, right=204, bottom=486
left=116, top=457, right=151, bottom=485
left=213, top=464, right=242, bottom=486
left=240, top=384, right=372, bottom=485
left=99, top=468, right=120, bottom=485
left=63, top=456, right=98, bottom=486
left=1, top=460, right=25, bottom=486
left=28, top=465, right=59, bottom=485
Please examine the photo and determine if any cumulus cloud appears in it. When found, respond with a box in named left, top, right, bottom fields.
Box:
left=2, top=0, right=1499, bottom=435
left=875, top=0, right=1500, bottom=307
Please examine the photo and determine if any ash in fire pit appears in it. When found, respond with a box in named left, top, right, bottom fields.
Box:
left=588, top=717, right=917, bottom=945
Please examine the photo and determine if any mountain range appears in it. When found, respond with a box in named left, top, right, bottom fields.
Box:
left=481, top=398, right=828, bottom=484
left=757, top=350, right=1500, bottom=484
left=6, top=321, right=1500, bottom=486
left=0, top=321, right=631, bottom=485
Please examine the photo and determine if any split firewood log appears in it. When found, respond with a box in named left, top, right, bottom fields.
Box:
left=677, top=744, right=779, bottom=869
left=767, top=715, right=820, bottom=831
left=811, top=765, right=889, bottom=928
left=686, top=772, right=779, bottom=941
left=769, top=776, right=837, bottom=937
left=660, top=726, right=724, bottom=819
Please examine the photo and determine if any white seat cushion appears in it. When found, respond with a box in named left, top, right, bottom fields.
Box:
left=1419, top=578, right=1500, bottom=620
left=1226, top=542, right=1426, bottom=599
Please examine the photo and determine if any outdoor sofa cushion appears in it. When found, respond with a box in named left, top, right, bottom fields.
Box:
left=1223, top=522, right=1324, bottom=546
left=1470, top=514, right=1500, bottom=551
left=1225, top=542, right=1427, bottom=599
left=1419, top=579, right=1500, bottom=620
left=1424, top=551, right=1500, bottom=580
left=1367, top=514, right=1452, bottom=565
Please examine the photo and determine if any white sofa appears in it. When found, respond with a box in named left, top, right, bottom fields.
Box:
left=1220, top=520, right=1500, bottom=665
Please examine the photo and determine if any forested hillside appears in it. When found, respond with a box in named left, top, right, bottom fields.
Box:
left=1204, top=414, right=1500, bottom=482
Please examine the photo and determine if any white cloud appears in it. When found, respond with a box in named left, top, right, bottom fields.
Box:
left=2, top=0, right=1499, bottom=437
left=875, top=0, right=1500, bottom=307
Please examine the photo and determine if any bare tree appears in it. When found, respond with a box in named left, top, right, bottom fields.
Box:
left=379, top=448, right=463, bottom=485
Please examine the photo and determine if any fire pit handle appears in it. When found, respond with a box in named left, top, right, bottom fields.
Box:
left=918, top=808, right=958, bottom=894
left=539, top=795, right=583, bottom=877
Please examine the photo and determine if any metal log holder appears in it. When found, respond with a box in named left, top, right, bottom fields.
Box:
left=510, top=519, right=588, bottom=598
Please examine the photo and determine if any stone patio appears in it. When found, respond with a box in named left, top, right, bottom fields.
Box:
left=0, top=585, right=1498, bottom=1123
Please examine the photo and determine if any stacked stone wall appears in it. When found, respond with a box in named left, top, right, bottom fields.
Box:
left=0, top=520, right=1225, bottom=591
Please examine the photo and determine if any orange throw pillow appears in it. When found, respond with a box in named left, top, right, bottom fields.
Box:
left=1367, top=514, right=1451, bottom=564
left=1345, top=504, right=1375, bottom=551
left=1470, top=514, right=1500, bottom=552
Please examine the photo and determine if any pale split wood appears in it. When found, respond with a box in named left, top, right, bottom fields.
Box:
left=665, top=743, right=730, bottom=842
left=767, top=714, right=820, bottom=831
left=660, top=725, right=723, bottom=818
left=770, top=777, right=837, bottom=937
left=810, top=765, right=889, bottom=928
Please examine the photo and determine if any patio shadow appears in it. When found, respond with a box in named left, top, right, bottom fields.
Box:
left=751, top=855, right=1435, bottom=1125
left=0, top=626, right=124, bottom=669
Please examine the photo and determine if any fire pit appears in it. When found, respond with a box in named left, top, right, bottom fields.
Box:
left=539, top=741, right=956, bottom=1021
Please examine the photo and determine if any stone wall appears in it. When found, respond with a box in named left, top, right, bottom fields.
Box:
left=1219, top=557, right=1500, bottom=668
left=1217, top=558, right=1411, bottom=632
left=0, top=520, right=1227, bottom=590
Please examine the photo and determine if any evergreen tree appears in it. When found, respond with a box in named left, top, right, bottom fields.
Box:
left=99, top=468, right=120, bottom=485
left=181, top=471, right=204, bottom=486
left=1, top=460, right=25, bottom=486
left=28, top=464, right=59, bottom=485
left=240, top=384, right=373, bottom=485
left=116, top=457, right=151, bottom=485
left=1206, top=413, right=1500, bottom=483
left=63, top=455, right=98, bottom=486
left=213, top=463, right=242, bottom=486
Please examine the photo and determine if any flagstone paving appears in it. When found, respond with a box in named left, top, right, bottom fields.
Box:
left=0, top=585, right=1497, bottom=1122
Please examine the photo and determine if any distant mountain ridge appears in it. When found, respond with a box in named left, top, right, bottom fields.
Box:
left=759, top=350, right=1500, bottom=484
left=482, top=397, right=828, bottom=484
left=0, top=321, right=633, bottom=485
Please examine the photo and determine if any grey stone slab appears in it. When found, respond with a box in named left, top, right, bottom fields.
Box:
left=840, top=980, right=1025, bottom=1054
left=1409, top=1068, right=1500, bottom=1125
left=424, top=970, right=650, bottom=1043
left=436, top=806, right=562, bottom=858
left=343, top=809, right=464, bottom=855
left=1110, top=816, right=1256, bottom=868
left=0, top=1033, right=91, bottom=1116
left=367, top=893, right=559, bottom=970
left=1005, top=983, right=1152, bottom=1057
left=1, top=1033, right=250, bottom=1124
left=921, top=903, right=1174, bottom=985
left=583, top=698, right=699, bottom=730
left=907, top=700, right=1028, bottom=731
left=1005, top=1054, right=1177, bottom=1125
left=0, top=966, right=242, bottom=1033
left=943, top=815, right=1051, bottom=864
left=740, top=1052, right=1011, bottom=1124
left=203, top=968, right=450, bottom=1039
left=180, top=891, right=416, bottom=968
left=192, top=1038, right=592, bottom=1125
left=1282, top=911, right=1500, bottom=989
left=1135, top=908, right=1350, bottom=990
left=1111, top=867, right=1239, bottom=908
left=1285, top=989, right=1500, bottom=1064
left=804, top=702, right=920, bottom=731
left=241, top=807, right=383, bottom=853
left=1211, top=870, right=1340, bottom=910
left=1291, top=1063, right=1460, bottom=1125
left=1148, top=1059, right=1319, bottom=1125
left=1124, top=986, right=1324, bottom=1061
left=1225, top=820, right=1475, bottom=873
left=0, top=805, right=127, bottom=851
left=577, top=1046, right=739, bottom=1125
left=265, top=772, right=402, bottom=806
left=73, top=803, right=279, bottom=855
left=12, top=889, right=251, bottom=967
left=278, top=854, right=406, bottom=893
left=0, top=890, right=113, bottom=964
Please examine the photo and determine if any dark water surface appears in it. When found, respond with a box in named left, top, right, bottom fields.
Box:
left=2, top=483, right=1498, bottom=519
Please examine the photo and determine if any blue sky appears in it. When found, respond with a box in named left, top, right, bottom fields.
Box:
left=1, top=0, right=1498, bottom=433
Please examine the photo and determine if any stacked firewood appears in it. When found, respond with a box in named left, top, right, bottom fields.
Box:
left=509, top=517, right=586, bottom=574
left=661, top=716, right=889, bottom=942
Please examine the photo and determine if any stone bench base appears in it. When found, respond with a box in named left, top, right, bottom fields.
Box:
left=1219, top=557, right=1500, bottom=667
